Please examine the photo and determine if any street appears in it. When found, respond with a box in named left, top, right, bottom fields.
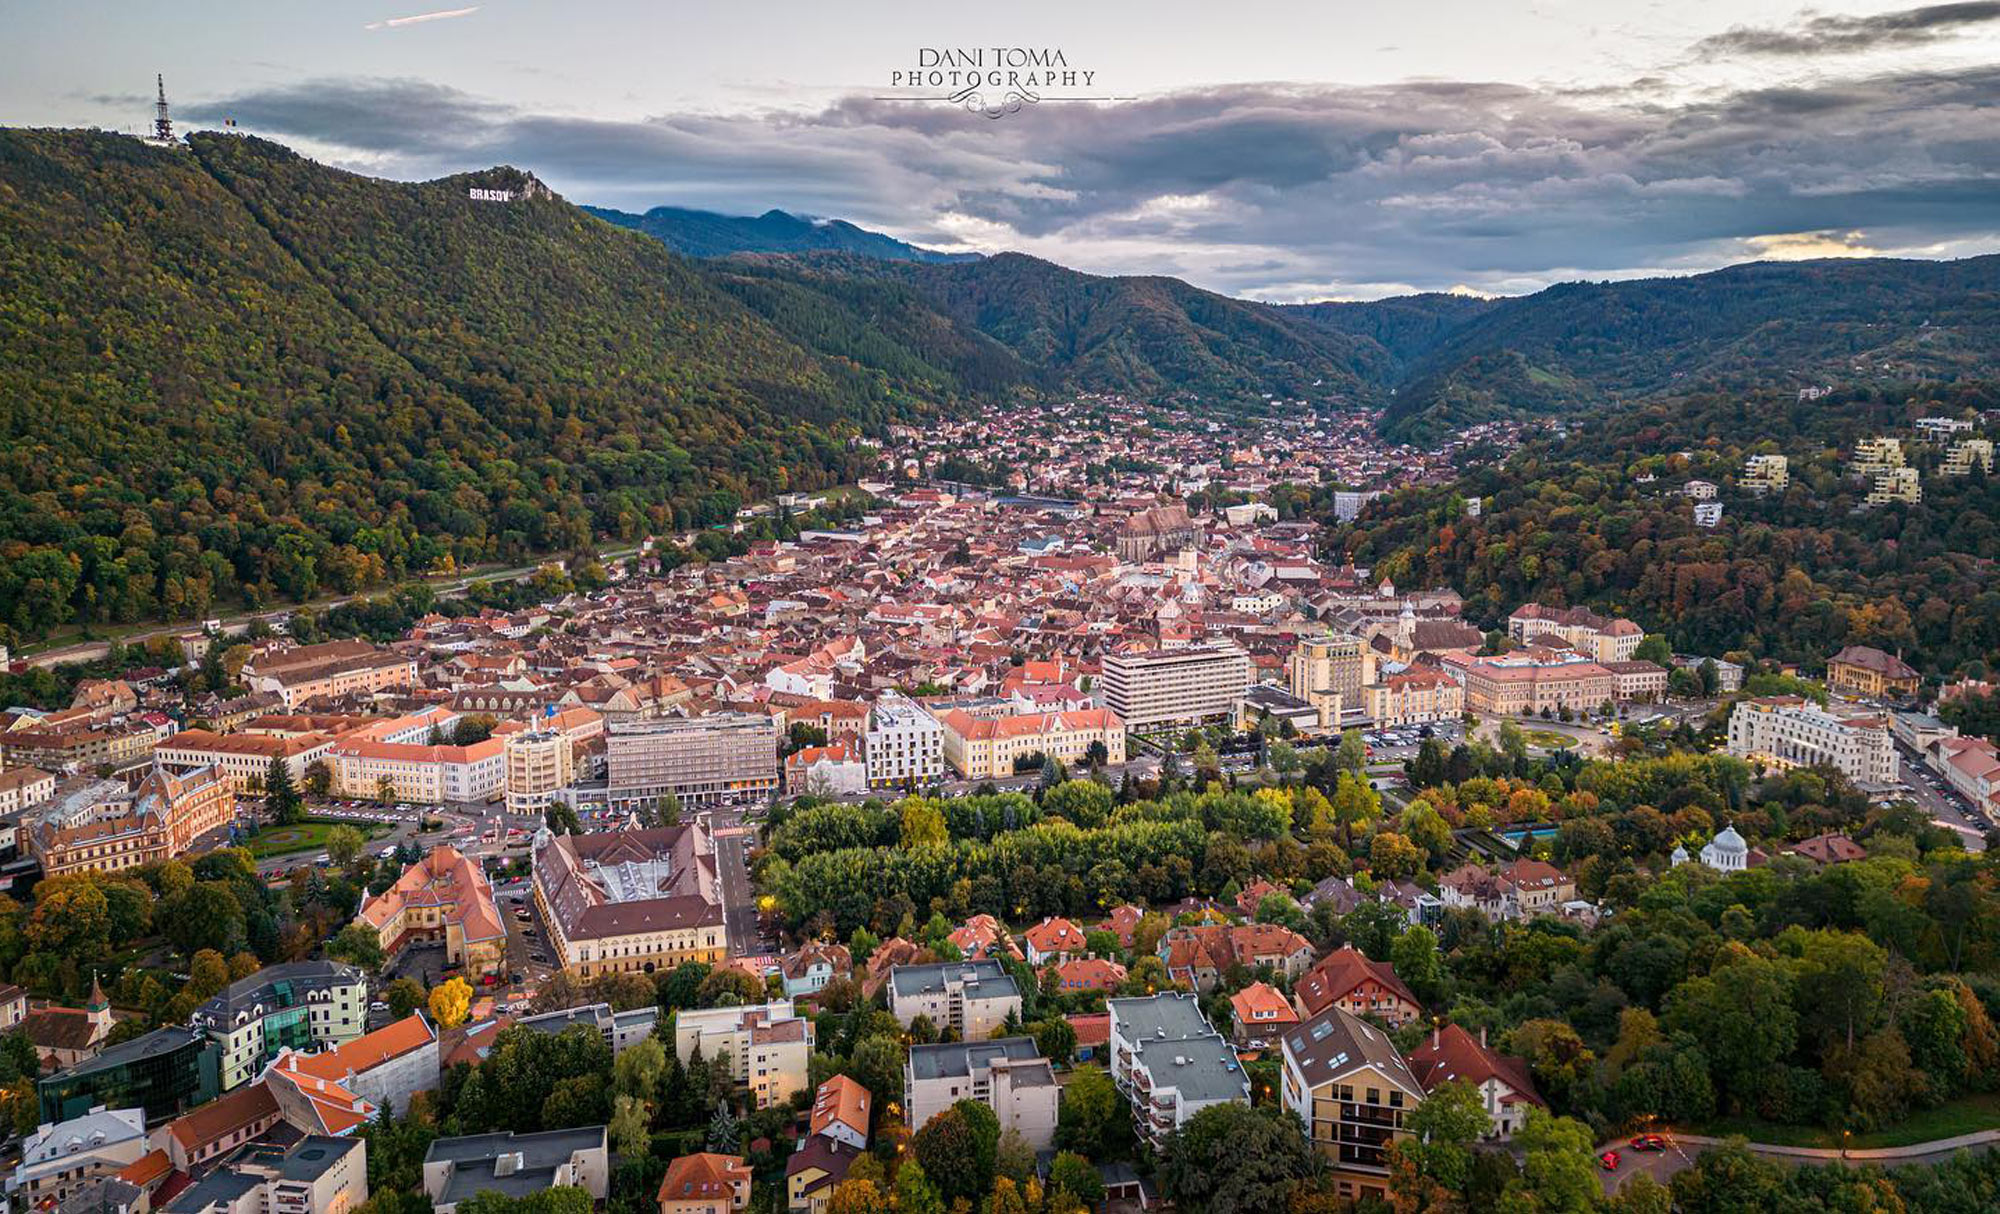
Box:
left=712, top=826, right=765, bottom=956
left=1898, top=754, right=1990, bottom=852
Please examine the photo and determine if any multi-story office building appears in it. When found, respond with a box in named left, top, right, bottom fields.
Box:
left=532, top=823, right=727, bottom=979
left=37, top=1027, right=221, bottom=1124
left=672, top=1001, right=813, bottom=1109
left=1107, top=993, right=1249, bottom=1147
left=1742, top=454, right=1790, bottom=494
left=1726, top=697, right=1897, bottom=786
left=192, top=962, right=368, bottom=1092
left=888, top=961, right=1022, bottom=1041
left=504, top=729, right=574, bottom=813
left=934, top=707, right=1125, bottom=779
left=1100, top=644, right=1250, bottom=732
left=1287, top=634, right=1373, bottom=732
left=1281, top=1005, right=1428, bottom=1204
left=515, top=1002, right=661, bottom=1056
left=904, top=1038, right=1058, bottom=1150
left=863, top=694, right=944, bottom=788
left=605, top=713, right=777, bottom=809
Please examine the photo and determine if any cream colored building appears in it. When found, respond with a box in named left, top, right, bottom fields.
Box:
left=888, top=960, right=1023, bottom=1040
left=1281, top=1006, right=1427, bottom=1205
left=1866, top=466, right=1922, bottom=505
left=504, top=729, right=574, bottom=813
left=1850, top=436, right=1906, bottom=477
left=1943, top=439, right=1993, bottom=477
left=155, top=729, right=332, bottom=793
left=1288, top=634, right=1373, bottom=732
left=934, top=707, right=1125, bottom=779
left=0, top=766, right=56, bottom=815
left=905, top=1038, right=1058, bottom=1151
left=1726, top=696, right=1897, bottom=786
left=1101, top=644, right=1251, bottom=731
left=1362, top=668, right=1464, bottom=726
left=673, top=1001, right=813, bottom=1109
left=1742, top=454, right=1790, bottom=495
left=531, top=823, right=727, bottom=980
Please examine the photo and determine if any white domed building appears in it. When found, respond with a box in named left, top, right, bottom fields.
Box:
left=1670, top=825, right=1765, bottom=873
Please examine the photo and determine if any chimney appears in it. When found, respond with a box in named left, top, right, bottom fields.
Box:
left=1432, top=1024, right=1440, bottom=1049
left=1480, top=1027, right=1487, bottom=1048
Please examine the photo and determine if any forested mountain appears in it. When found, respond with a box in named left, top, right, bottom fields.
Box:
left=583, top=203, right=978, bottom=263
left=868, top=252, right=1394, bottom=402
left=1280, top=292, right=1496, bottom=375
left=1367, top=258, right=2000, bottom=441
left=0, top=130, right=941, bottom=641
left=1336, top=381, right=2000, bottom=674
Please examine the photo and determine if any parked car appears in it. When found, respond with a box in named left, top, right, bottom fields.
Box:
left=1598, top=1151, right=1620, bottom=1171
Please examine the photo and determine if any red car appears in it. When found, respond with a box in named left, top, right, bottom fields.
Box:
left=1598, top=1151, right=1621, bottom=1171
left=1631, top=1134, right=1668, bottom=1152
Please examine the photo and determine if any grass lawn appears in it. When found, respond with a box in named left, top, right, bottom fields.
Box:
left=244, top=817, right=389, bottom=859
left=1521, top=729, right=1579, bottom=750
left=1698, top=1093, right=2000, bottom=1149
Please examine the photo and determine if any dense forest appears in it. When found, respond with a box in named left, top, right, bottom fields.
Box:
left=1338, top=382, right=2000, bottom=675
left=1339, top=257, right=2000, bottom=442
left=0, top=130, right=921, bottom=644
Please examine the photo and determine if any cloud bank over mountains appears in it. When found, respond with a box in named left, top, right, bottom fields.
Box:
left=186, top=4, right=2000, bottom=299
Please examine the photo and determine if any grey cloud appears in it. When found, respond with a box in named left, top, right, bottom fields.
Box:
left=1693, top=2, right=2000, bottom=58
left=187, top=64, right=2000, bottom=299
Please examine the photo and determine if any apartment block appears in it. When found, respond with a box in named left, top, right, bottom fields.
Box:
left=0, top=766, right=56, bottom=815
left=887, top=960, right=1023, bottom=1041
left=1287, top=634, right=1373, bottom=731
left=1362, top=668, right=1463, bottom=726
left=863, top=694, right=944, bottom=788
left=1866, top=466, right=1922, bottom=506
left=1943, top=438, right=1994, bottom=477
left=1741, top=453, right=1790, bottom=495
left=1281, top=1006, right=1427, bottom=1203
left=159, top=1134, right=366, bottom=1214
left=1849, top=436, right=1906, bottom=477
left=1100, top=644, right=1251, bottom=732
left=503, top=729, right=574, bottom=813
left=605, top=713, right=777, bottom=809
left=672, top=1001, right=813, bottom=1109
left=241, top=640, right=416, bottom=710
left=1107, top=993, right=1249, bottom=1147
left=423, top=1128, right=609, bottom=1214
left=904, top=1038, right=1058, bottom=1151
left=192, top=962, right=368, bottom=1092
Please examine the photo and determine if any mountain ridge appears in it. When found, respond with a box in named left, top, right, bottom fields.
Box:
left=583, top=202, right=980, bottom=264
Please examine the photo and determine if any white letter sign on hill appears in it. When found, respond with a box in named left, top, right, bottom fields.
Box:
left=468, top=187, right=515, bottom=202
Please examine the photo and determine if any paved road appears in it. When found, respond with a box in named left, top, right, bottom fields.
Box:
left=1598, top=1129, right=2000, bottom=1194
left=713, top=828, right=764, bottom=956
left=1897, top=753, right=1990, bottom=852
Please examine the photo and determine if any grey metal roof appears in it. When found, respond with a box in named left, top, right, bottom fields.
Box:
left=907, top=1036, right=1042, bottom=1082
left=1108, top=993, right=1248, bottom=1104
left=889, top=959, right=1019, bottom=1002
left=424, top=1126, right=608, bottom=1167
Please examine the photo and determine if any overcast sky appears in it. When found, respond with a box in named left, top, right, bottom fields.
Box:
left=7, top=0, right=2000, bottom=298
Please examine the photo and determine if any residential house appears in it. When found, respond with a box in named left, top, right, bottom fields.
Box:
left=658, top=1153, right=752, bottom=1214
left=1293, top=947, right=1423, bottom=1025
left=1280, top=1006, right=1427, bottom=1203
left=1404, top=1023, right=1544, bottom=1140
left=1228, top=982, right=1300, bottom=1050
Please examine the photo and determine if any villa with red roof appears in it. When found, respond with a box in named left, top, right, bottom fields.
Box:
left=1295, top=946, right=1424, bottom=1025
left=1228, top=981, right=1300, bottom=1049
left=1052, top=958, right=1127, bottom=992
left=1023, top=917, right=1087, bottom=965
left=659, top=1152, right=752, bottom=1214
left=1405, top=1022, right=1544, bottom=1139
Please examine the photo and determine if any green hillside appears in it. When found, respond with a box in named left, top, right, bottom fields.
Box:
left=1372, top=258, right=2000, bottom=441
left=0, top=130, right=923, bottom=640
left=584, top=203, right=978, bottom=263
